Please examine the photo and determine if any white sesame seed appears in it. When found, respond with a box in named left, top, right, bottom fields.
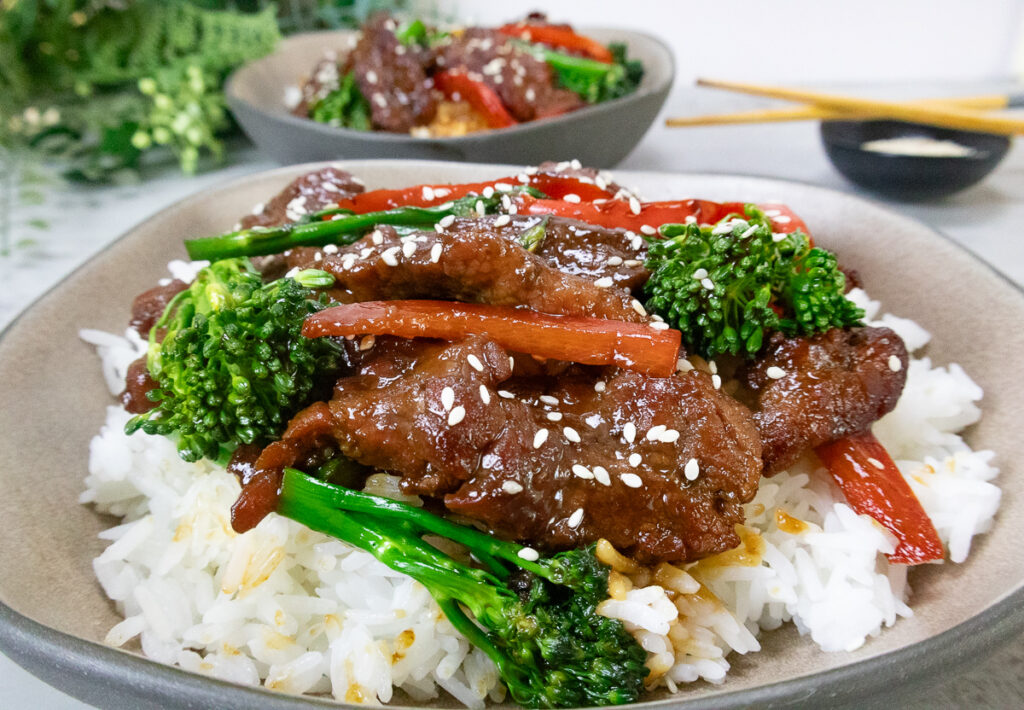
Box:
left=533, top=428, right=549, bottom=448
left=421, top=185, right=434, bottom=201
left=567, top=508, right=584, bottom=528
left=563, top=193, right=581, bottom=203
left=430, top=243, right=443, bottom=263
left=482, top=186, right=495, bottom=198
left=693, top=268, right=708, bottom=280
left=651, top=314, right=664, bottom=322
left=371, top=230, right=384, bottom=245
left=440, top=387, right=455, bottom=411
left=494, top=182, right=513, bottom=193
left=629, top=196, right=642, bottom=215
left=766, top=366, right=786, bottom=380
left=660, top=429, right=681, bottom=443
left=631, top=299, right=647, bottom=316
left=479, top=385, right=491, bottom=404
left=434, top=223, right=445, bottom=234
left=434, top=188, right=450, bottom=198
left=501, top=195, right=512, bottom=210
left=708, top=360, right=718, bottom=375
left=701, top=277, right=715, bottom=291
left=439, top=214, right=456, bottom=228
left=650, top=321, right=670, bottom=331
left=740, top=224, right=759, bottom=239
left=607, top=255, right=623, bottom=266
left=570, top=159, right=582, bottom=169
left=373, top=92, right=387, bottom=108
left=712, top=374, right=722, bottom=389
left=402, top=241, right=417, bottom=257
left=594, top=276, right=614, bottom=288
left=888, top=355, right=902, bottom=372
left=628, top=453, right=642, bottom=467
left=323, top=243, right=339, bottom=254
left=448, top=406, right=466, bottom=426
left=631, top=235, right=644, bottom=250
left=646, top=424, right=666, bottom=441
left=685, top=215, right=697, bottom=224
left=359, top=335, right=375, bottom=351
left=540, top=395, right=559, bottom=405
left=620, top=473, right=643, bottom=488
left=564, top=426, right=581, bottom=443
left=517, top=173, right=530, bottom=183
left=764, top=209, right=782, bottom=217
left=546, top=412, right=563, bottom=421
left=774, top=215, right=792, bottom=224
left=640, top=224, right=657, bottom=235
left=572, top=464, right=593, bottom=479
left=594, top=381, right=606, bottom=393
left=502, top=480, right=523, bottom=494
left=381, top=246, right=400, bottom=266
left=499, top=390, right=515, bottom=399
left=684, top=458, right=700, bottom=481
left=593, top=466, right=611, bottom=486
left=624, top=259, right=642, bottom=267
left=494, top=214, right=511, bottom=227
left=868, top=457, right=886, bottom=470
left=360, top=247, right=374, bottom=259
left=467, top=354, right=484, bottom=372
left=677, top=358, right=693, bottom=373
left=475, top=200, right=486, bottom=216
left=518, top=547, right=540, bottom=561
left=623, top=423, right=636, bottom=444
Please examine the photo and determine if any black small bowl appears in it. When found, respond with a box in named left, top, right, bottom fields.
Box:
left=820, top=119, right=1011, bottom=200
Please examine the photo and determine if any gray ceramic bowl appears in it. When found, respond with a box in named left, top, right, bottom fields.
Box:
left=225, top=30, right=674, bottom=166
left=2, top=161, right=1024, bottom=710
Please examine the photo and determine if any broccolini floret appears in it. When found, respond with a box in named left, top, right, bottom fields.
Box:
left=126, top=258, right=343, bottom=461
left=278, top=468, right=649, bottom=708
left=643, top=206, right=864, bottom=359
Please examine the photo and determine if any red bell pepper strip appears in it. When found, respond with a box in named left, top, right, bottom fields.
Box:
left=303, top=300, right=681, bottom=377
left=815, top=431, right=944, bottom=565
left=498, top=22, right=615, bottom=64
left=516, top=194, right=810, bottom=236
left=434, top=70, right=517, bottom=129
left=331, top=174, right=615, bottom=214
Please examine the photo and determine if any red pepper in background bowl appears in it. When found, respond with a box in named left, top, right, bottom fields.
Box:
left=498, top=22, right=615, bottom=64
left=434, top=70, right=518, bottom=129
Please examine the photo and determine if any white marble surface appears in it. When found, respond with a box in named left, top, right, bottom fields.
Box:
left=2, top=88, right=1024, bottom=708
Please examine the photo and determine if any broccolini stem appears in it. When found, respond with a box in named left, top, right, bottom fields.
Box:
left=280, top=468, right=545, bottom=579
left=184, top=192, right=511, bottom=261
left=517, top=41, right=614, bottom=78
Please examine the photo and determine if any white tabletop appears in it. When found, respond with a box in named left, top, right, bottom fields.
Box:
left=2, top=90, right=1023, bottom=707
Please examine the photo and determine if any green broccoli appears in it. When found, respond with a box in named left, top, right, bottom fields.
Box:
left=523, top=42, right=644, bottom=104
left=125, top=259, right=343, bottom=462
left=309, top=71, right=372, bottom=130
left=277, top=467, right=649, bottom=708
left=643, top=206, right=864, bottom=359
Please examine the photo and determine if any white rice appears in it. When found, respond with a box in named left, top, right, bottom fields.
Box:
left=81, top=279, right=999, bottom=703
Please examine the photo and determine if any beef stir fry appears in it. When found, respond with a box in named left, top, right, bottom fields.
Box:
left=121, top=163, right=938, bottom=707
left=290, top=13, right=644, bottom=136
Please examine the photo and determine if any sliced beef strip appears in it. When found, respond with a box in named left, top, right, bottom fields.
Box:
left=347, top=13, right=436, bottom=132
left=238, top=335, right=762, bottom=563
left=238, top=167, right=365, bottom=231
left=436, top=28, right=583, bottom=121
left=292, top=54, right=344, bottom=117
left=129, top=279, right=187, bottom=338
left=287, top=221, right=649, bottom=322
left=741, top=327, right=908, bottom=475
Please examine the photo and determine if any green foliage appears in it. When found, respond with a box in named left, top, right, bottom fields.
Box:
left=309, top=71, right=372, bottom=130
left=278, top=469, right=650, bottom=708
left=643, top=206, right=864, bottom=359
left=126, top=259, right=344, bottom=462
left=535, top=43, right=645, bottom=104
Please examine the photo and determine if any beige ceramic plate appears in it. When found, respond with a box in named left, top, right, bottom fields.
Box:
left=225, top=30, right=673, bottom=167
left=1, top=161, right=1023, bottom=710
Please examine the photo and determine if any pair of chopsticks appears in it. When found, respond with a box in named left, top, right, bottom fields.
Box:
left=667, top=78, right=1024, bottom=135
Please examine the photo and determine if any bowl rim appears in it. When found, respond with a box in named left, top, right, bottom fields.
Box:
left=223, top=27, right=676, bottom=144
left=2, top=160, right=1024, bottom=709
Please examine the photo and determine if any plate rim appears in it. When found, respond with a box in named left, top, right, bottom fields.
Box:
left=223, top=27, right=676, bottom=144
left=2, top=159, right=1023, bottom=709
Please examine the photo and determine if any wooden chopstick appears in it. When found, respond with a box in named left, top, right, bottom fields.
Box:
left=694, top=78, right=1024, bottom=135
left=666, top=94, right=1011, bottom=127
